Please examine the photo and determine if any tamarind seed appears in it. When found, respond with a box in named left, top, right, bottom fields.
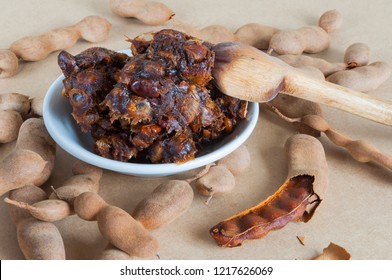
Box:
left=218, top=221, right=240, bottom=237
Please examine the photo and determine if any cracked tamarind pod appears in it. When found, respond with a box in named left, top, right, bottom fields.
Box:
left=209, top=134, right=328, bottom=247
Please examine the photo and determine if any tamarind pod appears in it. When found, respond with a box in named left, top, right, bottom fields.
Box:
left=278, top=54, right=347, bottom=76
left=75, top=15, right=112, bottom=43
left=17, top=218, right=66, bottom=260
left=300, top=115, right=392, bottom=170
left=217, top=145, right=251, bottom=175
left=318, top=10, right=342, bottom=33
left=100, top=243, right=134, bottom=260
left=4, top=198, right=73, bottom=222
left=198, top=25, right=236, bottom=44
left=210, top=134, right=328, bottom=247
left=0, top=149, right=47, bottom=197
left=267, top=107, right=392, bottom=170
left=0, top=110, right=23, bottom=143
left=235, top=23, right=279, bottom=50
left=7, top=185, right=66, bottom=260
left=295, top=66, right=325, bottom=81
left=210, top=175, right=314, bottom=247
left=195, top=165, right=236, bottom=204
left=44, top=27, right=80, bottom=51
left=0, top=49, right=19, bottom=78
left=0, top=93, right=31, bottom=117
left=326, top=61, right=391, bottom=92
left=164, top=18, right=200, bottom=38
left=132, top=180, right=194, bottom=230
left=15, top=118, right=56, bottom=187
left=97, top=205, right=160, bottom=258
left=284, top=134, right=329, bottom=219
left=73, top=191, right=107, bottom=221
left=344, top=42, right=370, bottom=68
left=9, top=15, right=111, bottom=61
left=8, top=185, right=48, bottom=225
left=30, top=95, right=44, bottom=117
left=49, top=161, right=103, bottom=203
left=72, top=160, right=103, bottom=183
left=10, top=35, right=53, bottom=61
left=49, top=180, right=97, bottom=204
left=109, top=0, right=174, bottom=26
left=268, top=26, right=330, bottom=55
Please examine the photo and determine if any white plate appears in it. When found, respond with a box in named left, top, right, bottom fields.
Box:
left=43, top=50, right=259, bottom=177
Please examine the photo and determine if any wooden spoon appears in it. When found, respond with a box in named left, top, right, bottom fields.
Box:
left=212, top=42, right=392, bottom=126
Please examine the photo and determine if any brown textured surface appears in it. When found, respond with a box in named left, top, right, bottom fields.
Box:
left=0, top=0, right=392, bottom=260
left=59, top=30, right=247, bottom=163
left=210, top=175, right=314, bottom=247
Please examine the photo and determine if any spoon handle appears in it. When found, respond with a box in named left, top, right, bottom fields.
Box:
left=285, top=72, right=392, bottom=126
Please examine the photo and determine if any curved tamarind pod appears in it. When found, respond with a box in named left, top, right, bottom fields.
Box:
left=1, top=16, right=111, bottom=78
left=268, top=26, right=330, bottom=55
left=326, top=61, right=391, bottom=92
left=210, top=134, right=328, bottom=247
left=266, top=106, right=392, bottom=170
left=9, top=15, right=111, bottom=61
left=299, top=115, right=392, bottom=170
left=278, top=54, right=347, bottom=77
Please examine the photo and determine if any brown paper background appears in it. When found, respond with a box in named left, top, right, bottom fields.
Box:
left=0, top=0, right=391, bottom=260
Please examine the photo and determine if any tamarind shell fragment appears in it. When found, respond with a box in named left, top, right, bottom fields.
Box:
left=209, top=175, right=315, bottom=247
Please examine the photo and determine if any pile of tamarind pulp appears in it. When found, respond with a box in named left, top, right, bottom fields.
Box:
left=58, top=29, right=248, bottom=164
left=1, top=1, right=391, bottom=260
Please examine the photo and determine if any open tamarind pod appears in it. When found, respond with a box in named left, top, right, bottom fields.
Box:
left=212, top=42, right=392, bottom=126
left=209, top=134, right=328, bottom=247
